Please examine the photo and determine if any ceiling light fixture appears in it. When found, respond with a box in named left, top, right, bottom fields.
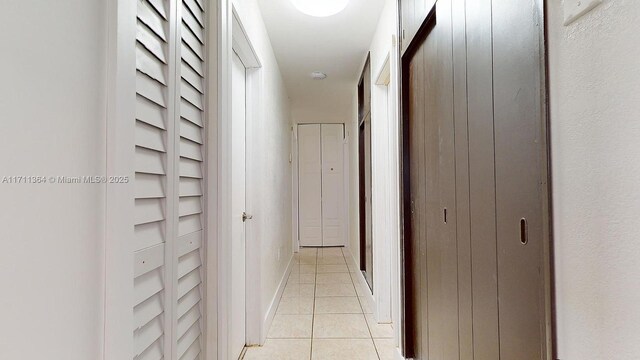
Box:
left=290, top=0, right=350, bottom=17
left=311, top=71, right=328, bottom=80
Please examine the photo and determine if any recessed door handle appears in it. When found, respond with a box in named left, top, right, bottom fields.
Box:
left=242, top=212, right=253, bottom=222
left=520, top=218, right=528, bottom=245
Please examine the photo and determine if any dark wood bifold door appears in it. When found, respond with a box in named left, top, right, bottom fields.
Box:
left=400, top=0, right=552, bottom=359
left=403, top=3, right=458, bottom=358
left=358, top=55, right=374, bottom=290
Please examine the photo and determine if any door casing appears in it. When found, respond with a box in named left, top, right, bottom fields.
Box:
left=217, top=5, right=264, bottom=359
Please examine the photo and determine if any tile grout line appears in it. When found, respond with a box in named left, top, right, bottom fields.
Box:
left=343, top=248, right=382, bottom=360
left=309, top=248, right=319, bottom=360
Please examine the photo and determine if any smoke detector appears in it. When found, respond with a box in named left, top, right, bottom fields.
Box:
left=311, top=71, right=327, bottom=80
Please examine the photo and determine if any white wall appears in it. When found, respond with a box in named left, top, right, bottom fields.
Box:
left=232, top=0, right=293, bottom=341
left=548, top=1, right=640, bottom=359
left=0, top=1, right=107, bottom=359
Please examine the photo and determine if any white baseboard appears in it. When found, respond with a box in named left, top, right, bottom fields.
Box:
left=260, top=256, right=294, bottom=344
left=347, top=251, right=377, bottom=314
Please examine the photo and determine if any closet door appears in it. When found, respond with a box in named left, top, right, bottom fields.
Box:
left=466, top=0, right=501, bottom=357
left=320, top=124, right=345, bottom=246
left=133, top=0, right=175, bottom=358
left=423, top=0, right=458, bottom=358
left=174, top=0, right=207, bottom=359
left=298, top=124, right=323, bottom=246
left=131, top=1, right=207, bottom=359
left=493, top=0, right=546, bottom=358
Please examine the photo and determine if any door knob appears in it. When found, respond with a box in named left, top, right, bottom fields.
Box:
left=242, top=212, right=253, bottom=222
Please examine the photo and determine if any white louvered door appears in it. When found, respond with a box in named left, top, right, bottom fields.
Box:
left=132, top=0, right=207, bottom=359
left=134, top=0, right=174, bottom=358
left=174, top=0, right=206, bottom=359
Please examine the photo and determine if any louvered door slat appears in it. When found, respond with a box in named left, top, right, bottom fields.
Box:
left=136, top=173, right=166, bottom=199
left=177, top=303, right=201, bottom=339
left=179, top=139, right=203, bottom=161
left=147, top=0, right=168, bottom=20
left=135, top=199, right=165, bottom=225
left=136, top=337, right=164, bottom=360
left=136, top=147, right=166, bottom=175
left=134, top=293, right=164, bottom=331
left=135, top=222, right=165, bottom=252
left=193, top=0, right=204, bottom=12
left=137, top=95, right=167, bottom=130
left=178, top=250, right=202, bottom=278
left=138, top=0, right=168, bottom=42
left=180, top=119, right=203, bottom=144
left=178, top=232, right=202, bottom=257
left=183, top=0, right=204, bottom=27
left=179, top=178, right=203, bottom=197
left=137, top=22, right=168, bottom=64
left=179, top=196, right=203, bottom=217
left=178, top=288, right=201, bottom=318
left=179, top=158, right=203, bottom=178
left=181, top=44, right=204, bottom=77
left=137, top=121, right=167, bottom=152
left=178, top=268, right=201, bottom=298
left=137, top=44, right=168, bottom=85
left=178, top=214, right=202, bottom=237
left=135, top=244, right=166, bottom=277
left=177, top=324, right=201, bottom=359
left=180, top=339, right=202, bottom=360
left=137, top=72, right=167, bottom=108
left=134, top=268, right=165, bottom=306
left=181, top=24, right=204, bottom=60
left=181, top=10, right=204, bottom=44
left=181, top=63, right=204, bottom=93
left=181, top=80, right=204, bottom=110
left=134, top=315, right=164, bottom=357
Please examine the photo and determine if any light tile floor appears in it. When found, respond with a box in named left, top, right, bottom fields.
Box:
left=242, top=247, right=397, bottom=360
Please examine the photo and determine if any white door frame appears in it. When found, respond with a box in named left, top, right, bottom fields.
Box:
left=371, top=35, right=402, bottom=351
left=372, top=52, right=392, bottom=324
left=379, top=34, right=404, bottom=351
left=292, top=125, right=300, bottom=252
left=217, top=2, right=263, bottom=358
left=388, top=34, right=403, bottom=352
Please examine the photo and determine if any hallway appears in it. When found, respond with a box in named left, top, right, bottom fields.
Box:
left=242, top=247, right=395, bottom=360
left=2, top=0, right=640, bottom=359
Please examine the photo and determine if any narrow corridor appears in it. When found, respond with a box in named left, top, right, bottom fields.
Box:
left=242, top=247, right=395, bottom=360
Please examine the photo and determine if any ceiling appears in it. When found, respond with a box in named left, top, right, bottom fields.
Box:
left=257, top=0, right=385, bottom=123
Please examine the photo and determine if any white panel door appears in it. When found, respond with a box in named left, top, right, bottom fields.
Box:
left=230, top=51, right=247, bottom=359
left=321, top=124, right=346, bottom=246
left=298, top=124, right=323, bottom=246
